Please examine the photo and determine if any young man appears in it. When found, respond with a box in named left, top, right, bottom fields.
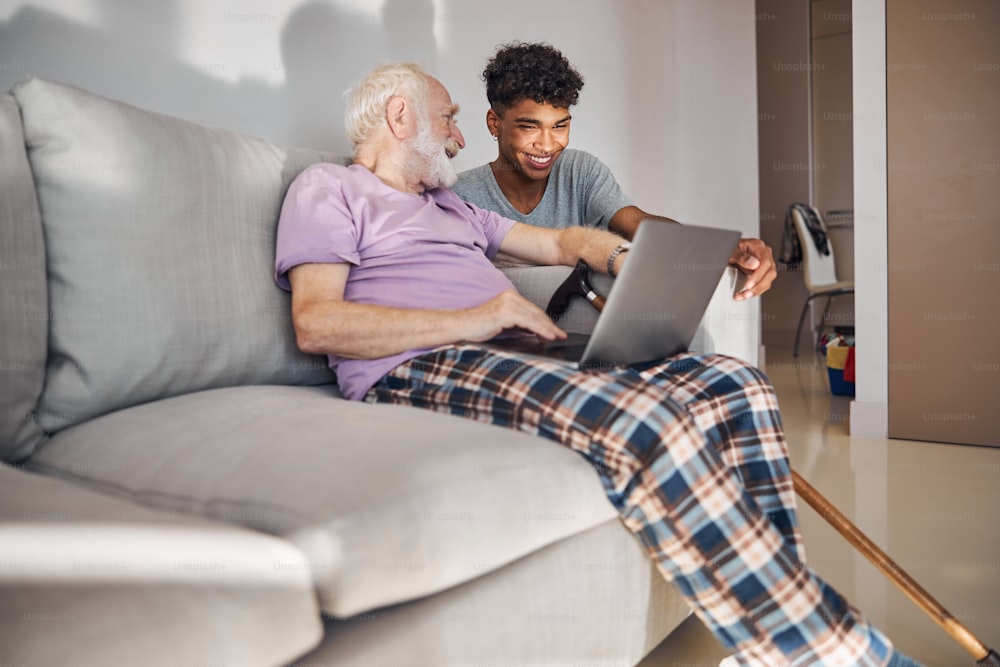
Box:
left=453, top=41, right=777, bottom=302
left=274, top=62, right=920, bottom=667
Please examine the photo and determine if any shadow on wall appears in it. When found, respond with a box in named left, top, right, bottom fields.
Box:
left=280, top=0, right=436, bottom=153
left=0, top=0, right=439, bottom=154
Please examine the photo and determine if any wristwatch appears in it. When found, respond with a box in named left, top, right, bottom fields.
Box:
left=607, top=242, right=631, bottom=278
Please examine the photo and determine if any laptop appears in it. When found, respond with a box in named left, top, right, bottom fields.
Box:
left=487, top=221, right=741, bottom=367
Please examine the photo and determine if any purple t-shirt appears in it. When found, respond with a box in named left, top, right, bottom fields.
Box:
left=275, top=163, right=517, bottom=400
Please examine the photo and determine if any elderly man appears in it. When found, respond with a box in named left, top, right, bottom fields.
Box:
left=274, top=62, right=919, bottom=667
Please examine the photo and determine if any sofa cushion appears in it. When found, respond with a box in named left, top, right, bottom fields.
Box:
left=0, top=93, right=48, bottom=462
left=501, top=265, right=610, bottom=335
left=0, top=463, right=322, bottom=667
left=305, top=519, right=690, bottom=666
left=26, top=385, right=621, bottom=618
left=10, top=78, right=345, bottom=434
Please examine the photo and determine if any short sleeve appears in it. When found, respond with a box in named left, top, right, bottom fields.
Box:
left=475, top=205, right=516, bottom=259
left=274, top=164, right=360, bottom=291
left=579, top=152, right=634, bottom=228
left=434, top=188, right=516, bottom=260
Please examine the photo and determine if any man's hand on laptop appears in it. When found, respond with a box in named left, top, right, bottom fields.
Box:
left=728, top=238, right=777, bottom=301
left=462, top=291, right=568, bottom=343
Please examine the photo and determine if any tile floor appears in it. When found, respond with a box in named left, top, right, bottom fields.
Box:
left=638, top=345, right=1000, bottom=667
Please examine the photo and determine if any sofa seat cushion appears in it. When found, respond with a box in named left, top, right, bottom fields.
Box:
left=304, top=519, right=690, bottom=666
left=0, top=463, right=321, bottom=667
left=11, top=77, right=344, bottom=435
left=26, top=385, right=621, bottom=617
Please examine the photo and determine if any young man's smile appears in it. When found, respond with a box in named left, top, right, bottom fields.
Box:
left=487, top=99, right=571, bottom=182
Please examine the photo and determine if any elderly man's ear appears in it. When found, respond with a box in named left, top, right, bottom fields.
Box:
left=386, top=96, right=416, bottom=140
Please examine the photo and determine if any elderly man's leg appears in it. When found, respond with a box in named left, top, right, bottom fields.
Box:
left=634, top=353, right=803, bottom=560
left=366, top=345, right=895, bottom=666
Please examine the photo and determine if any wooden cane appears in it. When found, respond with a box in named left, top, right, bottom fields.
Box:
left=793, top=470, right=999, bottom=664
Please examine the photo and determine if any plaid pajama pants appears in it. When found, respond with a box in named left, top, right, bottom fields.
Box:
left=366, top=344, right=895, bottom=666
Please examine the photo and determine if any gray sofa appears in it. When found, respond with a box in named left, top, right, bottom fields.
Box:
left=1, top=77, right=757, bottom=666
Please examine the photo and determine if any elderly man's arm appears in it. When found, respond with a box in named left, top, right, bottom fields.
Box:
left=498, top=223, right=631, bottom=276
left=288, top=262, right=565, bottom=359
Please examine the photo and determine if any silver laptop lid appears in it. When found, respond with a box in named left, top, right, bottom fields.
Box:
left=579, top=221, right=741, bottom=366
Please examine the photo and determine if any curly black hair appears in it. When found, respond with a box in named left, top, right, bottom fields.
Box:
left=482, top=42, right=584, bottom=113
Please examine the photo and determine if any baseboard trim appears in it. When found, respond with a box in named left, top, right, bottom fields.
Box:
left=850, top=401, right=888, bottom=438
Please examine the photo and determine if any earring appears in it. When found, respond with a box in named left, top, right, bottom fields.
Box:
left=492, top=135, right=498, bottom=141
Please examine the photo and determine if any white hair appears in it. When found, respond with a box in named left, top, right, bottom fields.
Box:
left=344, top=61, right=430, bottom=149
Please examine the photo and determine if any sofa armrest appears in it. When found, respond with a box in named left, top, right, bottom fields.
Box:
left=502, top=265, right=759, bottom=366
left=0, top=463, right=322, bottom=667
left=692, top=266, right=760, bottom=365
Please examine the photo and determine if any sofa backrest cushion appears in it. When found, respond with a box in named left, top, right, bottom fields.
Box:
left=12, top=78, right=346, bottom=434
left=0, top=93, right=49, bottom=461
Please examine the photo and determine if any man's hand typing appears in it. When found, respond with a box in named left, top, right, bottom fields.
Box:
left=460, top=290, right=567, bottom=343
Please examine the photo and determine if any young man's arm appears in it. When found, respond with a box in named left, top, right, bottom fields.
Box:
left=287, top=262, right=565, bottom=360
left=609, top=205, right=679, bottom=239
left=610, top=205, right=777, bottom=301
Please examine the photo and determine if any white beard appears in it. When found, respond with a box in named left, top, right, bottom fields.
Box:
left=407, top=117, right=459, bottom=190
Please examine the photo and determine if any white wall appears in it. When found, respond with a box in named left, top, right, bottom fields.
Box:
left=850, top=2, right=888, bottom=437
left=1, top=0, right=761, bottom=352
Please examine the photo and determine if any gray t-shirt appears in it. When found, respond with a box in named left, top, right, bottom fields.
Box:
left=453, top=149, right=633, bottom=230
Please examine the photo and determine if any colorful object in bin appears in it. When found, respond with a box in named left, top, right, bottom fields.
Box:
left=819, top=331, right=855, bottom=355
left=826, top=344, right=855, bottom=396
